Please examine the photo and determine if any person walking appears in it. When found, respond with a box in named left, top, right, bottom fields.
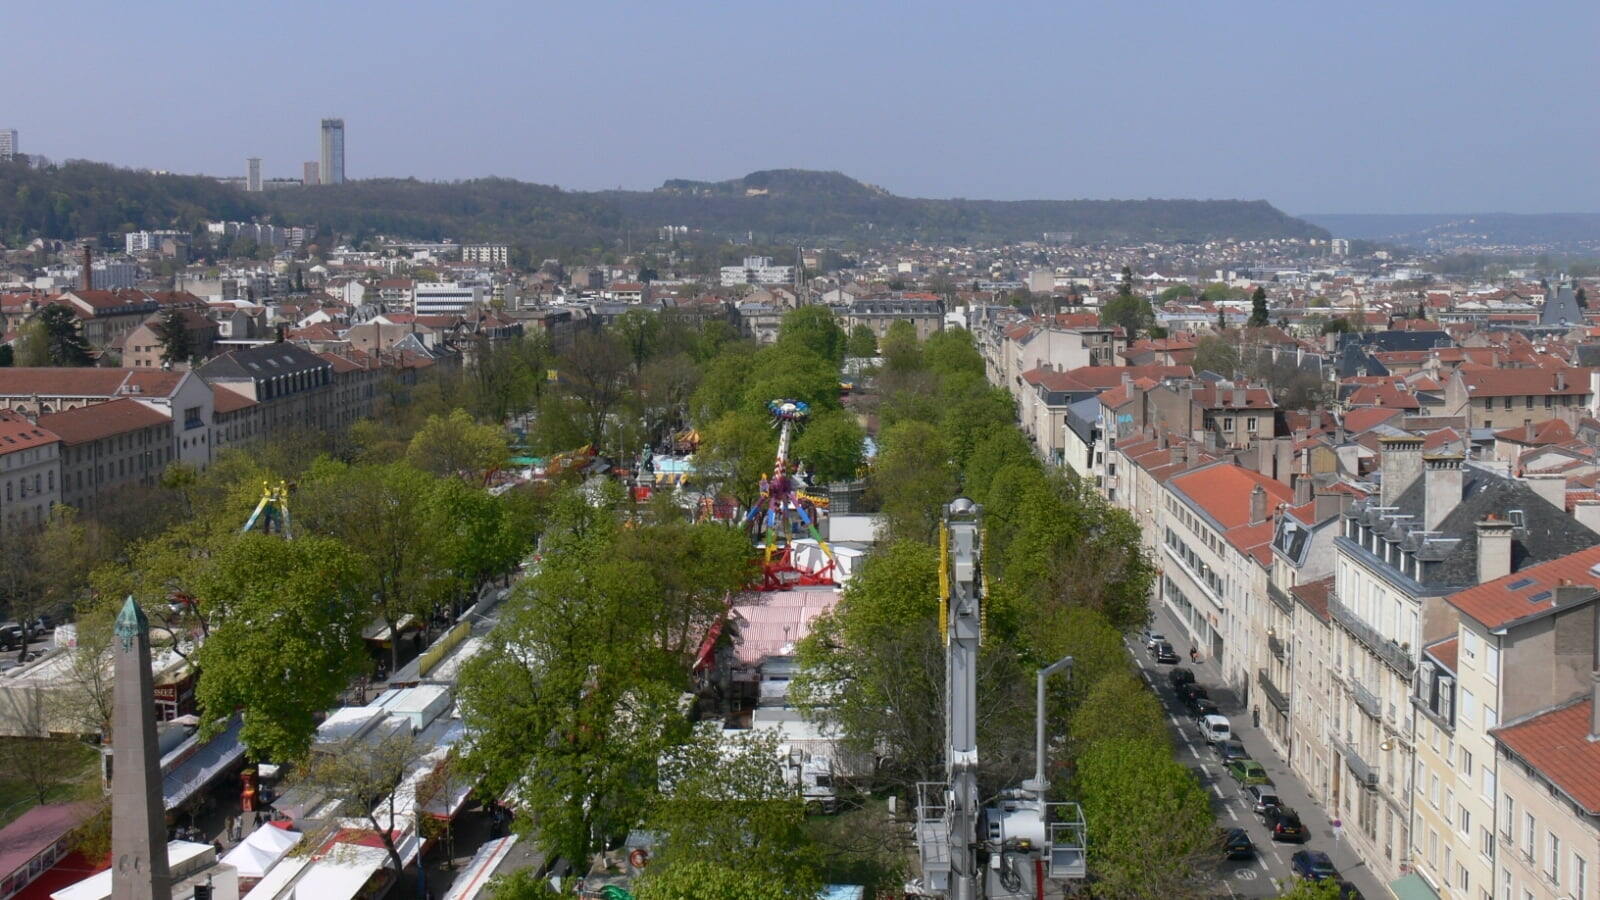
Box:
left=1252, top=706, right=1261, bottom=728
left=1189, top=644, right=1199, bottom=663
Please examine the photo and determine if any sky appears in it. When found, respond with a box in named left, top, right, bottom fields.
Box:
left=5, top=0, right=1597, bottom=214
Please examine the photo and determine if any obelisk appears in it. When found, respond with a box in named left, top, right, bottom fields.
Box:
left=111, top=597, right=172, bottom=900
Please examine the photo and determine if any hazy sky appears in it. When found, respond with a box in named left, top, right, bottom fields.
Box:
left=6, top=0, right=1597, bottom=213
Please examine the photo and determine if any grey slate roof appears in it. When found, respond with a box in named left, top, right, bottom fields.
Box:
left=1540, top=284, right=1583, bottom=327
left=1064, top=396, right=1101, bottom=444
left=197, top=342, right=330, bottom=380
left=1352, top=464, right=1597, bottom=590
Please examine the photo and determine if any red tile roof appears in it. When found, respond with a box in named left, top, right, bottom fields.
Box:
left=1342, top=407, right=1404, bottom=434
left=1457, top=367, right=1590, bottom=398
left=0, top=368, right=184, bottom=399
left=1192, top=385, right=1274, bottom=410
left=1169, top=462, right=1295, bottom=530
left=0, top=411, right=60, bottom=454
left=1444, top=544, right=1600, bottom=631
left=1291, top=576, right=1333, bottom=622
left=212, top=385, right=257, bottom=414
left=1493, top=697, right=1600, bottom=814
left=36, top=398, right=170, bottom=444
left=1346, top=384, right=1422, bottom=409
left=1494, top=418, right=1573, bottom=445
left=1423, top=636, right=1459, bottom=673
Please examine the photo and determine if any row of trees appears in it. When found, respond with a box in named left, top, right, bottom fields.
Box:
left=789, top=323, right=1215, bottom=898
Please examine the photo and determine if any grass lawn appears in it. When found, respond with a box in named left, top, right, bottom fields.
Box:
left=0, top=739, right=100, bottom=829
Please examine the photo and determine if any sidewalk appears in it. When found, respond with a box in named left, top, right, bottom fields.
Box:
left=1143, top=602, right=1388, bottom=900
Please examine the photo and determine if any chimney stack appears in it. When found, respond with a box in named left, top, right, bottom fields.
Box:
left=1557, top=370, right=1567, bottom=392
left=1476, top=517, right=1514, bottom=583
left=1314, top=488, right=1343, bottom=524
left=80, top=243, right=92, bottom=291
left=1233, top=387, right=1246, bottom=408
left=1379, top=436, right=1426, bottom=508
left=1423, top=453, right=1465, bottom=531
left=1293, top=473, right=1312, bottom=506
left=1575, top=500, right=1600, bottom=534
left=1249, top=483, right=1267, bottom=525
left=1520, top=473, right=1567, bottom=511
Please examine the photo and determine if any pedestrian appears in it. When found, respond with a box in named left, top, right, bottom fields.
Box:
left=1252, top=706, right=1260, bottom=728
left=1189, top=645, right=1199, bottom=663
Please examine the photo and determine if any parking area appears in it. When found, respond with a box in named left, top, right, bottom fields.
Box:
left=1129, top=606, right=1386, bottom=900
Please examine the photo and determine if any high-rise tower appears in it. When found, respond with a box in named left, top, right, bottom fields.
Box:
left=319, top=118, right=345, bottom=185
left=246, top=157, right=262, bottom=192
left=110, top=597, right=172, bottom=900
left=0, top=129, right=17, bottom=161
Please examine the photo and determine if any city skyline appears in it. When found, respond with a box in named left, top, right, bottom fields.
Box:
left=2, top=0, right=1598, bottom=214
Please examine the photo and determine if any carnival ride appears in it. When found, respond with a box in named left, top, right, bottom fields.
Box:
left=241, top=480, right=293, bottom=538
left=743, top=399, right=838, bottom=590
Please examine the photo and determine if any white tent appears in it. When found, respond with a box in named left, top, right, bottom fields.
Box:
left=221, top=824, right=303, bottom=880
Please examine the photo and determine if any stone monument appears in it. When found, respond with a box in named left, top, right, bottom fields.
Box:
left=111, top=596, right=172, bottom=900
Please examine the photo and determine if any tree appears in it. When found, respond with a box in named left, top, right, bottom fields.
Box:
left=14, top=318, right=51, bottom=367
left=869, top=420, right=958, bottom=544
left=191, top=534, right=369, bottom=761
left=845, top=324, right=877, bottom=359
left=961, top=429, right=1038, bottom=505
left=487, top=869, right=557, bottom=899
left=296, top=462, right=450, bottom=674
left=637, top=861, right=800, bottom=900
left=1248, top=285, right=1269, bottom=327
left=1274, top=877, right=1347, bottom=899
left=1067, top=670, right=1166, bottom=756
left=1074, top=738, right=1212, bottom=899
left=1193, top=335, right=1241, bottom=376
left=35, top=304, right=93, bottom=366
left=695, top=410, right=777, bottom=508
left=559, top=331, right=632, bottom=448
left=791, top=410, right=864, bottom=484
left=151, top=308, right=191, bottom=365
left=879, top=320, right=922, bottom=373
left=406, top=408, right=509, bottom=480
left=1319, top=316, right=1353, bottom=335
left=296, top=729, right=434, bottom=894
left=611, top=308, right=662, bottom=375
left=0, top=685, right=75, bottom=803
left=777, top=306, right=845, bottom=366
left=645, top=725, right=819, bottom=895
left=1098, top=293, right=1154, bottom=337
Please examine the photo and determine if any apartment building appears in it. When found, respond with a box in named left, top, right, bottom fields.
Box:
left=1331, top=438, right=1595, bottom=884
left=39, top=399, right=173, bottom=512
left=0, top=412, right=61, bottom=537
left=0, top=368, right=214, bottom=469
left=1443, top=368, right=1591, bottom=431
left=1289, top=576, right=1340, bottom=812
left=198, top=343, right=336, bottom=436
left=1399, top=546, right=1600, bottom=900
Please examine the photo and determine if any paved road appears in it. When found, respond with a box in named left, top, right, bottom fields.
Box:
left=1128, top=605, right=1386, bottom=900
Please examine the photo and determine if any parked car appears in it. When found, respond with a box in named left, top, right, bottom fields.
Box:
left=1153, top=641, right=1179, bottom=664
left=1200, top=714, right=1232, bottom=745
left=1218, top=827, right=1255, bottom=860
left=0, top=624, right=23, bottom=651
left=1215, top=740, right=1248, bottom=762
left=1267, top=808, right=1307, bottom=842
left=1226, top=759, right=1271, bottom=785
left=1291, top=850, right=1338, bottom=881
left=1189, top=697, right=1220, bottom=719
left=1244, top=785, right=1282, bottom=816
left=1167, top=667, right=1195, bottom=688
left=1144, top=631, right=1166, bottom=652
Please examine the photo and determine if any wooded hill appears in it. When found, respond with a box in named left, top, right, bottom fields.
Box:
left=1, top=159, right=1328, bottom=250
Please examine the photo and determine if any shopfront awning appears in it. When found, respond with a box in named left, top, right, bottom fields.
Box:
left=162, top=716, right=246, bottom=811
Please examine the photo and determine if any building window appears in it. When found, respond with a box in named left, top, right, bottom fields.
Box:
left=1574, top=854, right=1588, bottom=899
left=1460, top=748, right=1472, bottom=777
left=1548, top=833, right=1560, bottom=884
left=1524, top=813, right=1535, bottom=855
left=1481, top=827, right=1495, bottom=860
left=1459, top=804, right=1470, bottom=836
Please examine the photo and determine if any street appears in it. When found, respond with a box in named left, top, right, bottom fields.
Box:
left=1127, top=605, right=1386, bottom=900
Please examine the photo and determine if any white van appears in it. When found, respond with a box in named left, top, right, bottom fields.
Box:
left=1201, top=714, right=1232, bottom=745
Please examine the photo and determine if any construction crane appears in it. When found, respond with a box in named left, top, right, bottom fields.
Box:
left=914, top=498, right=1086, bottom=899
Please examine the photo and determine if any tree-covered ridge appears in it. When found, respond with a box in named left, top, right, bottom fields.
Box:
left=0, top=158, right=1326, bottom=248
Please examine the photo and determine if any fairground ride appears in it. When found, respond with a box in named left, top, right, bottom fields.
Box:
left=743, top=399, right=838, bottom=590
left=240, top=480, right=292, bottom=538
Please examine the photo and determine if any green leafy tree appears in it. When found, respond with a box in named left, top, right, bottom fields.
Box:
left=742, top=342, right=842, bottom=416
left=845, top=324, right=877, bottom=359
left=1098, top=293, right=1155, bottom=337
left=879, top=320, right=922, bottom=373
left=1275, top=877, right=1347, bottom=899
left=405, top=408, right=509, bottom=480
left=611, top=308, right=663, bottom=376
left=151, top=308, right=191, bottom=365
left=961, top=429, right=1038, bottom=505
left=296, top=729, right=434, bottom=893
left=1320, top=316, right=1353, bottom=334
left=777, top=305, right=845, bottom=366
left=637, top=861, right=799, bottom=900
left=191, top=534, right=368, bottom=761
left=696, top=410, right=777, bottom=508
left=791, top=410, right=865, bottom=484
left=1248, top=285, right=1269, bottom=327
left=35, top=305, right=93, bottom=366
left=1067, top=669, right=1167, bottom=755
left=645, top=725, right=819, bottom=895
left=1074, top=737, right=1212, bottom=899
left=869, top=419, right=958, bottom=544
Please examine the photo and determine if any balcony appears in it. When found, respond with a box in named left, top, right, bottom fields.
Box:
left=1333, top=736, right=1379, bottom=788
left=1267, top=632, right=1287, bottom=662
left=1328, top=592, right=1415, bottom=677
left=1257, top=668, right=1290, bottom=713
left=1267, top=581, right=1295, bottom=614
left=1349, top=678, right=1382, bottom=720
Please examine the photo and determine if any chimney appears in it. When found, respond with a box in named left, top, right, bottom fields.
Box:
left=80, top=243, right=93, bottom=291
left=1574, top=500, right=1600, bottom=534
left=1423, top=453, right=1464, bottom=530
left=1293, top=474, right=1312, bottom=506
left=1520, top=473, right=1567, bottom=511
left=1314, top=489, right=1343, bottom=524
left=1233, top=387, right=1246, bottom=408
left=1476, top=517, right=1514, bottom=583
left=1172, top=443, right=1186, bottom=467
left=1556, top=370, right=1567, bottom=392
left=1249, top=484, right=1267, bottom=525
left=1379, top=436, right=1426, bottom=508
left=1522, top=418, right=1533, bottom=438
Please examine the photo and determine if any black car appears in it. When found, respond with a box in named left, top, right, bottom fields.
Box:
left=1153, top=641, right=1179, bottom=664
left=1189, top=697, right=1220, bottom=719
left=1218, top=827, right=1255, bottom=860
left=1267, top=808, right=1307, bottom=842
left=1178, top=683, right=1209, bottom=705
left=1167, top=667, right=1195, bottom=688
left=1291, top=850, right=1338, bottom=881
left=1215, top=739, right=1248, bottom=762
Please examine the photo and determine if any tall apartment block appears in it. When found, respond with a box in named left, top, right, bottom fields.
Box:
left=319, top=118, right=345, bottom=185
left=246, top=157, right=262, bottom=192
left=303, top=161, right=319, bottom=186
left=0, top=129, right=17, bottom=161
